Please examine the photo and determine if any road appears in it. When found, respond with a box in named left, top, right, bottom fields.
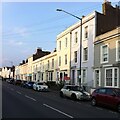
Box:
left=2, top=81, right=120, bottom=119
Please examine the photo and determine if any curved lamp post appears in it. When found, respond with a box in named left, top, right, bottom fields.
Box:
left=56, top=9, right=82, bottom=86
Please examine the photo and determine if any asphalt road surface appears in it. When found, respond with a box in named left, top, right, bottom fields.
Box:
left=2, top=81, right=120, bottom=119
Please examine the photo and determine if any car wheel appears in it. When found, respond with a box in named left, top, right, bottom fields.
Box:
left=117, top=104, right=120, bottom=113
left=91, top=98, right=97, bottom=106
left=60, top=91, right=64, bottom=97
left=71, top=94, right=77, bottom=101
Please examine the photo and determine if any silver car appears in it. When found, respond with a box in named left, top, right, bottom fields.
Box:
left=33, top=82, right=48, bottom=91
left=60, top=85, right=91, bottom=100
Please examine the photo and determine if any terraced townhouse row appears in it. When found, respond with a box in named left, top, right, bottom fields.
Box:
left=1, top=1, right=120, bottom=89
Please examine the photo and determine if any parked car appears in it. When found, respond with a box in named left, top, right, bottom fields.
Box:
left=9, top=79, right=15, bottom=84
left=6, top=78, right=11, bottom=83
left=6, top=78, right=14, bottom=84
left=21, top=80, right=28, bottom=87
left=91, top=87, right=120, bottom=112
left=60, top=85, right=91, bottom=100
left=4, top=78, right=10, bottom=81
left=33, top=82, right=48, bottom=91
left=14, top=80, right=22, bottom=85
left=24, top=81, right=35, bottom=89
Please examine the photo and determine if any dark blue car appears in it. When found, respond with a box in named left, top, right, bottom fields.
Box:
left=24, top=81, right=35, bottom=89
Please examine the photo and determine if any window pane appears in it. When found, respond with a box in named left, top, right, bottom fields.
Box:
left=118, top=41, right=120, bottom=59
left=106, top=69, right=112, bottom=86
left=65, top=54, right=67, bottom=65
left=75, top=32, right=78, bottom=43
left=59, top=56, right=61, bottom=66
left=77, top=70, right=80, bottom=83
left=85, top=26, right=88, bottom=39
left=48, top=60, right=49, bottom=69
left=74, top=51, right=77, bottom=63
left=52, top=59, right=54, bottom=68
left=65, top=38, right=67, bottom=47
left=59, top=41, right=61, bottom=50
left=114, top=69, right=117, bottom=86
left=82, top=69, right=86, bottom=83
left=83, top=47, right=88, bottom=61
left=102, top=45, right=108, bottom=62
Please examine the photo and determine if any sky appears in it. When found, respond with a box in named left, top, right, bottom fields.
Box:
left=1, top=1, right=118, bottom=67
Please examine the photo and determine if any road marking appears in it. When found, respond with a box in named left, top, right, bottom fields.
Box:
left=16, top=91, right=22, bottom=95
left=25, top=95, right=36, bottom=101
left=95, top=107, right=103, bottom=111
left=43, top=103, right=73, bottom=118
left=108, top=110, right=117, bottom=114
left=10, top=88, right=14, bottom=91
left=76, top=102, right=81, bottom=105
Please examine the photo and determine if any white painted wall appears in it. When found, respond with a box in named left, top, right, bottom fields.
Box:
left=71, top=12, right=96, bottom=87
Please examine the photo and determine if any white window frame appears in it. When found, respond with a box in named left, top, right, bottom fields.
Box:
left=116, top=40, right=120, bottom=61
left=105, top=67, right=119, bottom=88
left=101, top=44, right=109, bottom=64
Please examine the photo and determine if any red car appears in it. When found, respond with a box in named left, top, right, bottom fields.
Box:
left=91, top=87, right=120, bottom=112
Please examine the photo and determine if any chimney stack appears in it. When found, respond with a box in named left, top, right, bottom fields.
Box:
left=102, top=0, right=111, bottom=15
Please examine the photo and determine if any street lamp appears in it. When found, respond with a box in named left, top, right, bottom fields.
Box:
left=56, top=9, right=82, bottom=86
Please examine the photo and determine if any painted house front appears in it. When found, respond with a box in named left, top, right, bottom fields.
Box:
left=32, top=51, right=57, bottom=83
left=2, top=67, right=11, bottom=79
left=94, top=27, right=120, bottom=88
left=15, top=65, right=20, bottom=80
left=42, top=51, right=57, bottom=82
left=71, top=12, right=96, bottom=87
left=56, top=26, right=73, bottom=84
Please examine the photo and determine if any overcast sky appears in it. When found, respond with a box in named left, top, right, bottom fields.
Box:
left=1, top=1, right=118, bottom=67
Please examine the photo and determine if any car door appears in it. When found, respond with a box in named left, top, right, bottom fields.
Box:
left=64, top=86, right=71, bottom=97
left=106, top=88, right=118, bottom=107
left=96, top=88, right=107, bottom=105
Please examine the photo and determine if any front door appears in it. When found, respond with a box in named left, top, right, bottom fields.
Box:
left=72, top=70, right=75, bottom=85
